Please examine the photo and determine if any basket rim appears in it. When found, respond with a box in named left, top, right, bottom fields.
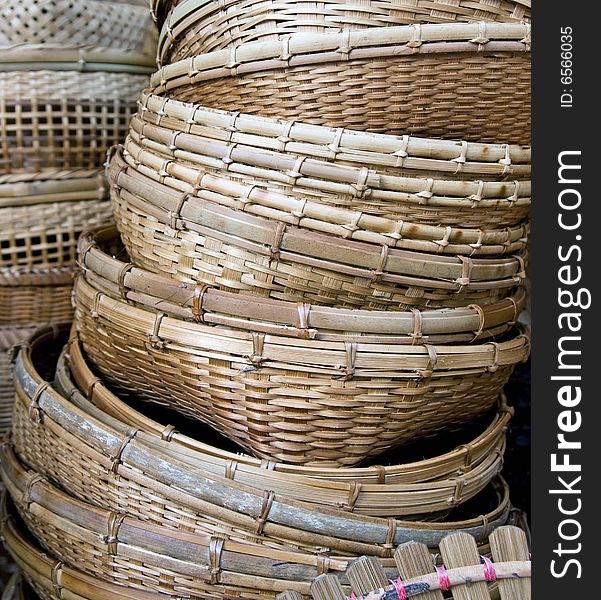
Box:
left=150, top=21, right=530, bottom=90
left=14, top=324, right=512, bottom=548
left=80, top=227, right=526, bottom=341
left=0, top=265, right=76, bottom=287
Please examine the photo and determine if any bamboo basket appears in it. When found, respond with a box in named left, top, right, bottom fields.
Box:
left=150, top=23, right=531, bottom=144
left=0, top=445, right=519, bottom=600
left=64, top=319, right=514, bottom=515
left=0, top=267, right=74, bottom=326
left=121, top=132, right=530, bottom=246
left=11, top=324, right=513, bottom=558
left=281, top=525, right=530, bottom=600
left=0, top=169, right=111, bottom=269
left=130, top=96, right=532, bottom=228
left=0, top=0, right=156, bottom=54
left=157, top=0, right=531, bottom=63
left=0, top=47, right=152, bottom=174
left=109, top=151, right=527, bottom=311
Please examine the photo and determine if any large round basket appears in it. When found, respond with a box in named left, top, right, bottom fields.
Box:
left=157, top=0, right=531, bottom=63
left=0, top=46, right=152, bottom=174
left=150, top=23, right=531, bottom=144
left=11, top=324, right=513, bottom=560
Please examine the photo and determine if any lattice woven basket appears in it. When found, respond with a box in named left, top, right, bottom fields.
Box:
left=12, top=324, right=513, bottom=561
left=0, top=46, right=152, bottom=174
left=157, top=0, right=531, bottom=63
left=130, top=94, right=532, bottom=228
left=150, top=23, right=531, bottom=143
left=0, top=0, right=156, bottom=53
left=0, top=169, right=111, bottom=269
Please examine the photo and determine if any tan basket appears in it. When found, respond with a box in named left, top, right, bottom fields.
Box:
left=0, top=0, right=156, bottom=54
left=12, top=324, right=512, bottom=559
left=75, top=229, right=530, bottom=466
left=0, top=47, right=152, bottom=174
left=150, top=23, right=531, bottom=144
left=0, top=170, right=111, bottom=269
left=109, top=149, right=527, bottom=311
left=131, top=95, right=532, bottom=228
left=65, top=291, right=515, bottom=515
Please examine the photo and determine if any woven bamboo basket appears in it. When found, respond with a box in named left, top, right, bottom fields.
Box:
left=157, top=0, right=531, bottom=63
left=0, top=445, right=519, bottom=599
left=11, top=324, right=514, bottom=559
left=281, top=525, right=530, bottom=600
left=0, top=170, right=110, bottom=269
left=130, top=96, right=532, bottom=227
left=121, top=132, right=530, bottom=246
left=150, top=23, right=531, bottom=144
left=0, top=0, right=156, bottom=53
left=109, top=151, right=527, bottom=311
left=64, top=319, right=514, bottom=516
left=0, top=47, right=152, bottom=174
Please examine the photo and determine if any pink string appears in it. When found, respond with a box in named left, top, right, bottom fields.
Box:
left=435, top=565, right=451, bottom=591
left=482, top=556, right=497, bottom=582
left=345, top=594, right=358, bottom=600
left=390, top=579, right=408, bottom=600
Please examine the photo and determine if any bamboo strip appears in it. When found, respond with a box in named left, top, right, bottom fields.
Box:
left=490, top=527, right=531, bottom=600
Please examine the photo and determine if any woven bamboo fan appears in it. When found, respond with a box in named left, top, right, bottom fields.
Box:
left=150, top=23, right=531, bottom=144
left=130, top=98, right=532, bottom=228
left=0, top=170, right=110, bottom=269
left=0, top=445, right=518, bottom=600
left=0, top=0, right=156, bottom=53
left=109, top=151, right=527, bottom=311
left=158, top=0, right=531, bottom=64
left=75, top=230, right=530, bottom=465
left=12, top=324, right=513, bottom=556
left=64, top=319, right=514, bottom=516
left=0, top=46, right=152, bottom=174
left=283, top=525, right=530, bottom=600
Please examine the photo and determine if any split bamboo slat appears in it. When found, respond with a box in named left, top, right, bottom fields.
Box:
left=12, top=324, right=514, bottom=561
left=149, top=23, right=531, bottom=143
left=0, top=0, right=156, bottom=53
left=109, top=150, right=528, bottom=311
left=1, top=572, right=28, bottom=600
left=0, top=444, right=524, bottom=600
left=292, top=525, right=530, bottom=599
left=64, top=320, right=514, bottom=515
left=74, top=229, right=530, bottom=465
left=129, top=96, right=532, bottom=228
left=0, top=44, right=152, bottom=174
left=0, top=169, right=111, bottom=269
left=156, top=0, right=531, bottom=63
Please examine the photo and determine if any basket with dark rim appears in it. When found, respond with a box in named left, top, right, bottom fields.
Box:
left=130, top=94, right=532, bottom=228
left=0, top=0, right=156, bottom=53
left=109, top=150, right=528, bottom=311
left=157, top=0, right=531, bottom=64
left=75, top=227, right=529, bottom=465
left=64, top=320, right=514, bottom=516
left=0, top=46, right=153, bottom=174
left=12, top=324, right=514, bottom=560
left=150, top=23, right=531, bottom=144
left=0, top=169, right=110, bottom=269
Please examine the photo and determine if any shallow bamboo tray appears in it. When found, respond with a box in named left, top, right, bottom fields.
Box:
left=122, top=133, right=530, bottom=247
left=150, top=23, right=531, bottom=144
left=109, top=151, right=527, bottom=311
left=0, top=47, right=151, bottom=174
left=64, top=318, right=514, bottom=515
left=157, top=0, right=531, bottom=63
left=0, top=267, right=74, bottom=326
left=1, top=443, right=516, bottom=599
left=0, top=170, right=111, bottom=269
left=0, top=0, right=156, bottom=53
left=130, top=98, right=531, bottom=228
left=74, top=230, right=530, bottom=465
left=12, top=324, right=513, bottom=558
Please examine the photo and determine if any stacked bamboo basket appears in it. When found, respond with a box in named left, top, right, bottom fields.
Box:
left=1, top=0, right=532, bottom=599
left=0, top=0, right=156, bottom=438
